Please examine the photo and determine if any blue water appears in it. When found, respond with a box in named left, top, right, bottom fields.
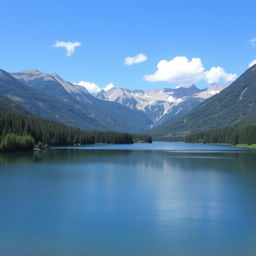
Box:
left=0, top=142, right=256, bottom=256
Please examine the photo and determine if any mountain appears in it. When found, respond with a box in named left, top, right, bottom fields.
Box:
left=0, top=95, right=23, bottom=113
left=2, top=68, right=229, bottom=134
left=11, top=69, right=152, bottom=132
left=12, top=70, right=92, bottom=104
left=96, top=84, right=226, bottom=127
left=0, top=69, right=102, bottom=130
left=152, top=64, right=256, bottom=137
left=0, top=95, right=136, bottom=151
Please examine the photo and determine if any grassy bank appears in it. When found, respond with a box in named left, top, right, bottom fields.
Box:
left=236, top=144, right=256, bottom=149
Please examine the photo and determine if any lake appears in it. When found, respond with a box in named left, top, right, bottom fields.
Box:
left=0, top=142, right=256, bottom=256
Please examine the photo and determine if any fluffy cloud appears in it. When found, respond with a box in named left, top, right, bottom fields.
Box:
left=103, top=83, right=115, bottom=91
left=204, top=66, right=237, bottom=84
left=76, top=81, right=101, bottom=94
left=249, top=59, right=256, bottom=68
left=144, top=56, right=237, bottom=86
left=124, top=53, right=148, bottom=65
left=144, top=57, right=204, bottom=85
left=250, top=38, right=256, bottom=46
left=54, top=41, right=81, bottom=56
left=76, top=81, right=115, bottom=94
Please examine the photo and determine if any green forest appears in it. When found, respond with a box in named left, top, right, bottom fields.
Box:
left=132, top=134, right=152, bottom=143
left=0, top=110, right=153, bottom=152
left=185, top=125, right=256, bottom=145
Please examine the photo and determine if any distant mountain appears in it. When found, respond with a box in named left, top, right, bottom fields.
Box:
left=96, top=84, right=226, bottom=127
left=0, top=69, right=105, bottom=130
left=11, top=69, right=152, bottom=132
left=152, top=64, right=256, bottom=137
left=2, top=67, right=230, bottom=134
left=12, top=70, right=92, bottom=104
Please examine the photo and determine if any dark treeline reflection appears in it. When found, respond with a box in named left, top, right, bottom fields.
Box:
left=1, top=148, right=256, bottom=176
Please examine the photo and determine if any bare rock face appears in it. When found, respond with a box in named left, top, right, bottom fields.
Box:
left=95, top=84, right=226, bottom=127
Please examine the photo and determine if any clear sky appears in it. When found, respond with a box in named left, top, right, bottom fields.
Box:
left=1, top=0, right=256, bottom=91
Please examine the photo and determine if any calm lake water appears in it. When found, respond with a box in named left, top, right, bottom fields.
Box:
left=0, top=142, right=256, bottom=256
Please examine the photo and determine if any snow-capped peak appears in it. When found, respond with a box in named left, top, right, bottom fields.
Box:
left=95, top=84, right=226, bottom=125
left=195, top=84, right=226, bottom=99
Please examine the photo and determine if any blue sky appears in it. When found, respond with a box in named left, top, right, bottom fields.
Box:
left=1, top=0, right=256, bottom=91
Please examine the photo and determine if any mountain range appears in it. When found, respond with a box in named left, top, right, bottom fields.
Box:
left=0, top=68, right=225, bottom=133
left=0, top=69, right=151, bottom=132
left=95, top=84, right=225, bottom=127
left=152, top=64, right=256, bottom=137
left=1, top=65, right=255, bottom=137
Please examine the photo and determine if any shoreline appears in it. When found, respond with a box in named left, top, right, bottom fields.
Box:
left=235, top=144, right=256, bottom=149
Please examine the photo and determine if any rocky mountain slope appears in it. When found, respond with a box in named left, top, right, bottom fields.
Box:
left=1, top=69, right=152, bottom=132
left=96, top=84, right=226, bottom=127
left=1, top=67, right=232, bottom=134
left=152, top=64, right=256, bottom=137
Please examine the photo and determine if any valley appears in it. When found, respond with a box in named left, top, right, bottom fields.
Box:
left=1, top=64, right=256, bottom=148
left=1, top=68, right=227, bottom=133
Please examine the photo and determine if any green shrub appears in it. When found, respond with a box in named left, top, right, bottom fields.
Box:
left=0, top=134, right=35, bottom=152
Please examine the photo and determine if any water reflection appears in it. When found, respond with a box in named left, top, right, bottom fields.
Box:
left=1, top=147, right=256, bottom=172
left=0, top=143, right=256, bottom=256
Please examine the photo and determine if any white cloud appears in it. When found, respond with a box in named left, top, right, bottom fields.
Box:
left=250, top=38, right=256, bottom=46
left=144, top=57, right=204, bottom=85
left=249, top=59, right=256, bottom=68
left=103, top=83, right=115, bottom=91
left=76, top=81, right=101, bottom=94
left=124, top=53, right=148, bottom=65
left=54, top=41, right=81, bottom=56
left=76, top=81, right=115, bottom=94
left=144, top=56, right=237, bottom=86
left=204, top=66, right=237, bottom=84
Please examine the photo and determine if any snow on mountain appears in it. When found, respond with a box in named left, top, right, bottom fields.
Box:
left=12, top=69, right=227, bottom=129
left=195, top=84, right=226, bottom=99
left=11, top=70, right=153, bottom=132
left=96, top=84, right=226, bottom=126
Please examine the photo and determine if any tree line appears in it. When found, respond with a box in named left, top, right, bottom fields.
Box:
left=132, top=134, right=152, bottom=143
left=185, top=125, right=256, bottom=145
left=0, top=110, right=154, bottom=152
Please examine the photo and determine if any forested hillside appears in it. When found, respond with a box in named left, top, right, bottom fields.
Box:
left=152, top=64, right=256, bottom=138
left=185, top=125, right=256, bottom=145
left=0, top=97, right=139, bottom=152
left=0, top=69, right=101, bottom=130
left=11, top=69, right=152, bottom=132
